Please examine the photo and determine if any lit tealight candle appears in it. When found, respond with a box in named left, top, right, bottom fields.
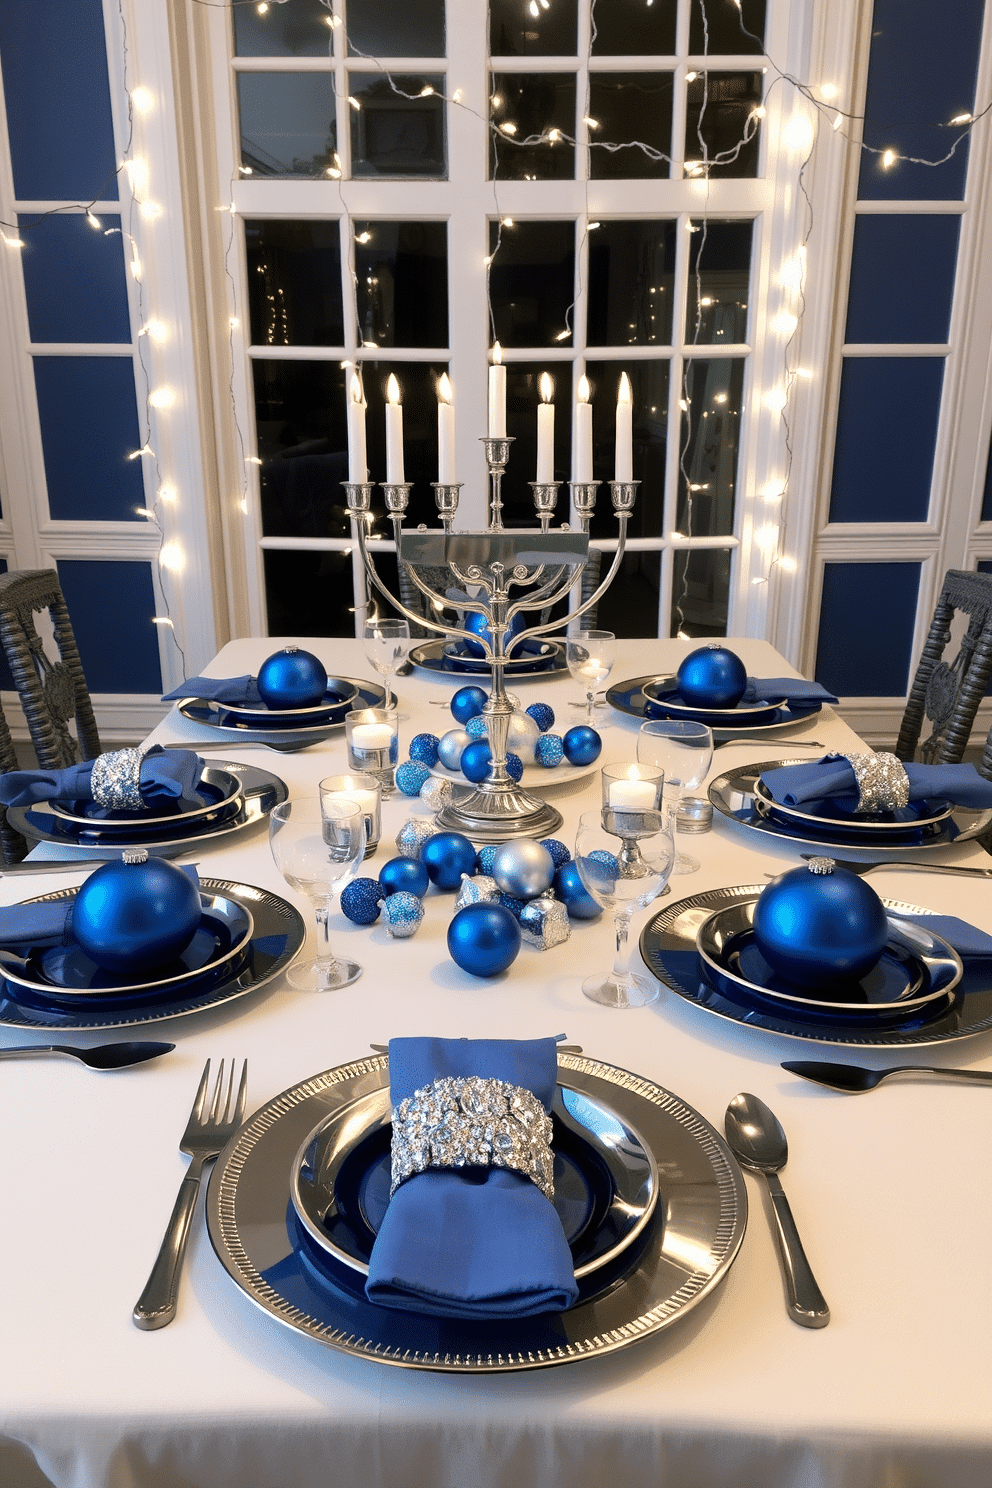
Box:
left=573, top=374, right=593, bottom=483
left=351, top=723, right=393, bottom=751
left=609, top=777, right=656, bottom=811
left=537, top=371, right=555, bottom=483
left=615, top=371, right=633, bottom=484
left=437, top=373, right=456, bottom=483
left=385, top=373, right=404, bottom=484
left=488, top=342, right=506, bottom=438
left=347, top=371, right=368, bottom=484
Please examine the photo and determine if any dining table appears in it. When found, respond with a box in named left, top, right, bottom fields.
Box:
left=2, top=635, right=991, bottom=1488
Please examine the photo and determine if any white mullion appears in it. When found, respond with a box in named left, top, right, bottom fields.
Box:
left=855, top=200, right=967, bottom=215
left=842, top=343, right=952, bottom=357
left=29, top=343, right=133, bottom=356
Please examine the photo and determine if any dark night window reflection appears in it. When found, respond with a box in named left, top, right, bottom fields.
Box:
left=685, top=219, right=753, bottom=344
left=587, top=221, right=676, bottom=346
left=244, top=220, right=344, bottom=346
left=490, top=74, right=576, bottom=180
left=349, top=74, right=446, bottom=177
left=671, top=548, right=733, bottom=637
left=234, top=0, right=338, bottom=58
left=684, top=73, right=762, bottom=178
left=688, top=0, right=765, bottom=55
left=264, top=549, right=357, bottom=637
left=675, top=357, right=745, bottom=535
left=588, top=74, right=673, bottom=179
left=595, top=551, right=661, bottom=638
left=584, top=360, right=668, bottom=541
left=592, top=0, right=676, bottom=56
left=490, top=0, right=577, bottom=58
left=354, top=221, right=448, bottom=348
left=500, top=362, right=573, bottom=526
left=237, top=73, right=337, bottom=176
left=347, top=0, right=444, bottom=58
left=489, top=220, right=575, bottom=348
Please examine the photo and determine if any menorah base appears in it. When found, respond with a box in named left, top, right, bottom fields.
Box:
left=435, top=783, right=563, bottom=843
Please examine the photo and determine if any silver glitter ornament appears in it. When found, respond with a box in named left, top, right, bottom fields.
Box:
left=437, top=728, right=472, bottom=771
left=454, top=873, right=499, bottom=910
left=395, top=817, right=435, bottom=860
left=419, top=775, right=453, bottom=812
left=382, top=891, right=424, bottom=938
left=519, top=892, right=571, bottom=951
left=491, top=838, right=555, bottom=900
left=505, top=710, right=541, bottom=765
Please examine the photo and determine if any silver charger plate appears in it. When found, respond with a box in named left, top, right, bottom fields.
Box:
left=640, top=885, right=992, bottom=1048
left=411, top=640, right=568, bottom=682
left=709, top=759, right=992, bottom=854
left=0, top=877, right=306, bottom=1031
left=751, top=776, right=955, bottom=837
left=47, top=766, right=244, bottom=833
left=641, top=680, right=787, bottom=727
left=607, top=677, right=823, bottom=740
left=215, top=677, right=359, bottom=727
left=177, top=679, right=386, bottom=749
left=441, top=640, right=564, bottom=674
left=289, top=1079, right=659, bottom=1281
left=206, top=1053, right=747, bottom=1372
left=8, top=761, right=288, bottom=860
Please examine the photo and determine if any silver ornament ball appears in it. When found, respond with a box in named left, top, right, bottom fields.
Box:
left=505, top=710, right=541, bottom=765
left=438, top=728, right=472, bottom=771
left=491, top=838, right=556, bottom=900
left=395, top=817, right=436, bottom=860
left=382, top=891, right=424, bottom=939
left=419, top=775, right=453, bottom=812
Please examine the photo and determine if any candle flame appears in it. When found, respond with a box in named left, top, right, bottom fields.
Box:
left=618, top=371, right=632, bottom=405
left=438, top=373, right=453, bottom=404
left=627, top=764, right=642, bottom=780
left=578, top=375, right=590, bottom=403
left=539, top=372, right=554, bottom=403
left=349, top=372, right=364, bottom=405
left=386, top=373, right=401, bottom=405
left=492, top=341, right=502, bottom=365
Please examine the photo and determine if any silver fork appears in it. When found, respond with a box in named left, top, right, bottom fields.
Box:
left=799, top=851, right=992, bottom=879
left=133, top=1058, right=248, bottom=1331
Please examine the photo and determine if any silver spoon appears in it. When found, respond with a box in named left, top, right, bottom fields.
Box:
left=724, top=1091, right=830, bottom=1328
left=0, top=1041, right=175, bottom=1069
left=782, top=1060, right=992, bottom=1093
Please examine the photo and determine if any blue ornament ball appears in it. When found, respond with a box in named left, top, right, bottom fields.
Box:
left=540, top=837, right=571, bottom=869
left=409, top=732, right=440, bottom=767
left=437, top=728, right=472, bottom=771
left=676, top=644, right=747, bottom=710
left=753, top=863, right=888, bottom=988
left=447, top=903, right=521, bottom=977
left=460, top=739, right=493, bottom=783
left=553, top=861, right=602, bottom=920
left=462, top=610, right=524, bottom=659
left=505, top=752, right=524, bottom=782
left=450, top=685, right=488, bottom=724
left=475, top=844, right=499, bottom=876
left=73, top=856, right=202, bottom=973
left=378, top=856, right=430, bottom=899
left=465, top=715, right=489, bottom=739
left=382, top=891, right=424, bottom=939
left=395, top=760, right=431, bottom=797
left=562, top=725, right=602, bottom=766
left=526, top=702, right=555, bottom=733
left=496, top=891, right=527, bottom=920
left=341, top=877, right=385, bottom=925
left=421, top=832, right=478, bottom=891
left=256, top=646, right=327, bottom=709
left=535, top=733, right=564, bottom=768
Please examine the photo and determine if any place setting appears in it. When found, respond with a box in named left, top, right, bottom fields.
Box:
left=409, top=612, right=567, bottom=682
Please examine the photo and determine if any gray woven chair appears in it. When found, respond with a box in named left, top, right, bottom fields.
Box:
left=0, top=695, right=28, bottom=864
left=895, top=568, right=992, bottom=765
left=0, top=569, right=101, bottom=769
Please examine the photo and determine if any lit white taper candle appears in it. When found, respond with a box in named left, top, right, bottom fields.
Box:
left=536, top=371, right=555, bottom=483
left=385, top=373, right=404, bottom=484
left=347, top=371, right=367, bottom=483
left=573, top=374, right=593, bottom=482
left=437, top=372, right=456, bottom=483
left=615, top=370, right=633, bottom=483
left=488, top=341, right=506, bottom=438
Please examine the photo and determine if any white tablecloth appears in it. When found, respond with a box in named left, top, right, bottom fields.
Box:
left=3, top=638, right=991, bottom=1488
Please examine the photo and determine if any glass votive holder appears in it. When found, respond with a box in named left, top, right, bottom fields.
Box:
left=600, top=763, right=665, bottom=837
left=346, top=708, right=399, bottom=794
left=320, top=772, right=382, bottom=858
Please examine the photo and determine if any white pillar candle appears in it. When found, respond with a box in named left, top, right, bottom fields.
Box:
left=609, top=778, right=656, bottom=810
left=385, top=374, right=404, bottom=484
left=437, top=372, right=456, bottom=483
left=347, top=372, right=368, bottom=483
left=488, top=342, right=506, bottom=438
left=615, top=370, right=633, bottom=484
left=335, top=788, right=379, bottom=817
left=536, top=371, right=555, bottom=483
left=351, top=723, right=393, bottom=750
left=573, top=374, right=593, bottom=483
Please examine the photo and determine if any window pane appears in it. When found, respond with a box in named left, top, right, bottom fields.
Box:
left=589, top=73, right=672, bottom=180
left=264, top=549, right=357, bottom=637
left=829, top=357, right=944, bottom=523
left=592, top=0, right=676, bottom=56
left=34, top=357, right=145, bottom=522
left=348, top=0, right=444, bottom=58
left=685, top=219, right=753, bottom=345
left=349, top=73, right=446, bottom=177
left=587, top=221, right=676, bottom=347
left=981, top=428, right=992, bottom=522
left=597, top=551, right=661, bottom=638
left=489, top=221, right=575, bottom=348
left=19, top=214, right=131, bottom=344
left=688, top=0, right=765, bottom=55
left=245, top=220, right=344, bottom=346
left=490, top=74, right=576, bottom=180
left=355, top=222, right=448, bottom=348
left=490, top=0, right=577, bottom=58
left=253, top=359, right=350, bottom=538
left=57, top=561, right=162, bottom=693
left=356, top=359, right=452, bottom=527
left=237, top=73, right=336, bottom=176
left=234, top=0, right=336, bottom=58
left=499, top=362, right=573, bottom=526
left=845, top=216, right=959, bottom=344
left=815, top=562, right=921, bottom=695
left=675, top=357, right=745, bottom=535
left=671, top=549, right=733, bottom=638
left=584, top=360, right=668, bottom=540
left=685, top=73, right=762, bottom=178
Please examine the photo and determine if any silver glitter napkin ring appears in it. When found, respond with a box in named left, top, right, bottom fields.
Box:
left=390, top=1075, right=555, bottom=1201
left=89, top=747, right=149, bottom=812
left=843, top=751, right=910, bottom=814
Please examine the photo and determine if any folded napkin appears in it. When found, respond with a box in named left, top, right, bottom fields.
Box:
left=0, top=746, right=205, bottom=813
left=761, top=756, right=992, bottom=814
left=741, top=677, right=838, bottom=707
left=895, top=914, right=992, bottom=960
left=162, top=675, right=262, bottom=705
left=0, top=865, right=200, bottom=957
left=365, top=1036, right=579, bottom=1319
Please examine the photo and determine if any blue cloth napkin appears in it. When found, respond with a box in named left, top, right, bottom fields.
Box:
left=0, top=747, right=205, bottom=813
left=365, top=1036, right=579, bottom=1319
left=895, top=914, right=992, bottom=959
left=761, top=756, right=992, bottom=814
left=162, top=675, right=262, bottom=705
left=0, top=866, right=200, bottom=955
left=741, top=676, right=838, bottom=707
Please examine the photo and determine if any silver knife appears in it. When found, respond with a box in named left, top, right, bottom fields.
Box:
left=2, top=853, right=195, bottom=876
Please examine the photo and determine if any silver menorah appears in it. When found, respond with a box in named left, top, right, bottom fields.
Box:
left=345, top=439, right=637, bottom=841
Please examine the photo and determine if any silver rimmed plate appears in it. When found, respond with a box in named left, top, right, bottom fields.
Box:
left=411, top=640, right=568, bottom=681
left=216, top=677, right=359, bottom=728
left=290, top=1079, right=658, bottom=1282
left=7, top=761, right=288, bottom=859
left=0, top=877, right=306, bottom=1031
left=46, top=766, right=244, bottom=834
left=607, top=677, right=822, bottom=739
left=642, top=680, right=787, bottom=727
left=177, top=680, right=386, bottom=749
left=751, top=777, right=955, bottom=838
left=440, top=641, right=564, bottom=675
left=206, top=1053, right=747, bottom=1372
left=709, top=759, right=992, bottom=853
left=641, top=884, right=992, bottom=1047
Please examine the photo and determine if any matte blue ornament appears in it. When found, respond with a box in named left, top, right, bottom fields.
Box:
left=562, top=725, right=602, bottom=766
left=526, top=702, right=555, bottom=733
left=676, top=644, right=747, bottom=710
left=539, top=837, right=571, bottom=869
left=462, top=609, right=524, bottom=659
left=465, top=715, right=489, bottom=739
left=341, top=877, right=385, bottom=925
left=505, top=752, right=524, bottom=782
left=396, top=760, right=431, bottom=797
left=475, top=844, right=499, bottom=876
left=256, top=646, right=328, bottom=709
left=535, top=734, right=564, bottom=768
left=447, top=903, right=521, bottom=977
left=421, top=832, right=477, bottom=891
left=72, top=854, right=201, bottom=973
left=409, top=733, right=440, bottom=767
left=382, top=891, right=424, bottom=939
left=378, top=856, right=430, bottom=899
left=460, top=739, right=493, bottom=783
left=553, top=861, right=602, bottom=920
left=753, top=861, right=888, bottom=988
left=450, top=685, right=488, bottom=724
left=437, top=728, right=472, bottom=771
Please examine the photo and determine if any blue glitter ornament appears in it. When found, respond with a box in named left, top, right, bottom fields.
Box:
left=465, top=715, right=489, bottom=739
left=447, top=903, right=521, bottom=977
left=553, top=861, right=602, bottom=919
left=535, top=733, right=564, bottom=768
left=437, top=728, right=472, bottom=771
left=539, top=837, right=571, bottom=868
left=496, top=891, right=527, bottom=920
left=421, top=832, right=477, bottom=891
left=450, top=685, right=488, bottom=724
left=378, top=856, right=430, bottom=898
left=395, top=817, right=435, bottom=860
left=462, top=609, right=524, bottom=658
left=341, top=877, right=385, bottom=925
left=526, top=702, right=555, bottom=732
left=676, top=644, right=747, bottom=710
left=409, top=733, right=440, bottom=767
left=382, top=891, right=424, bottom=938
left=753, top=861, right=888, bottom=988
left=460, top=739, right=493, bottom=783
left=256, top=646, right=328, bottom=709
left=506, top=752, right=524, bottom=782
left=475, top=844, right=499, bottom=876
left=396, top=760, right=431, bottom=797
left=562, top=725, right=602, bottom=766
left=72, top=855, right=202, bottom=972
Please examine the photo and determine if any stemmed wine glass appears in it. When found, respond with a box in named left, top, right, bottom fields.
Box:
left=566, top=629, right=616, bottom=723
left=573, top=807, right=675, bottom=1008
left=637, top=719, right=714, bottom=875
left=363, top=617, right=410, bottom=711
left=269, top=798, right=366, bottom=990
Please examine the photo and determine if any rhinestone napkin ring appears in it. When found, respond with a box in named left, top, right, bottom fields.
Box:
left=90, top=748, right=147, bottom=811
left=844, top=752, right=910, bottom=814
left=389, top=1076, right=555, bottom=1200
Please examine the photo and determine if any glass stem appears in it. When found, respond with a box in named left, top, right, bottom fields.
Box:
left=587, top=688, right=595, bottom=722
left=313, top=901, right=340, bottom=989
left=611, top=908, right=633, bottom=989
